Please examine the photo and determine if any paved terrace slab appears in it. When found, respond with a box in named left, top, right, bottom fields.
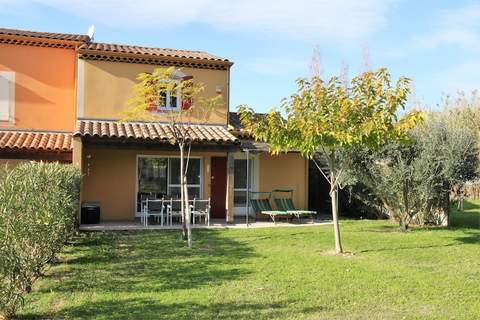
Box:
left=80, top=218, right=332, bottom=231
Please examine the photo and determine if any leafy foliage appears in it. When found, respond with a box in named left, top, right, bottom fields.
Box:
left=238, top=68, right=422, bottom=252
left=345, top=109, right=479, bottom=230
left=122, top=67, right=223, bottom=126
left=238, top=68, right=422, bottom=157
left=122, top=67, right=224, bottom=248
left=0, top=162, right=81, bottom=319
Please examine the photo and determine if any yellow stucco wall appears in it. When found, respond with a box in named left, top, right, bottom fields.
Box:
left=0, top=159, right=28, bottom=168
left=80, top=146, right=309, bottom=221
left=81, top=146, right=227, bottom=221
left=259, top=153, right=308, bottom=209
left=81, top=60, right=230, bottom=125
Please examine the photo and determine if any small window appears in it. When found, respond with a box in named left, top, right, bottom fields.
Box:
left=0, top=71, right=15, bottom=122
left=156, top=80, right=181, bottom=111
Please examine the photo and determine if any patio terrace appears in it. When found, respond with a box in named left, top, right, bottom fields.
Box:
left=79, top=217, right=332, bottom=231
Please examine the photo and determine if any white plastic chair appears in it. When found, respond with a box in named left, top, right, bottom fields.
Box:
left=191, top=198, right=211, bottom=225
left=145, top=198, right=165, bottom=227
left=167, top=199, right=183, bottom=225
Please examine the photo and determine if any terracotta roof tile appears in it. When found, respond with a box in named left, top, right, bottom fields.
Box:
left=0, top=131, right=72, bottom=151
left=78, top=42, right=230, bottom=63
left=75, top=120, right=238, bottom=144
left=228, top=111, right=265, bottom=138
left=0, top=27, right=89, bottom=42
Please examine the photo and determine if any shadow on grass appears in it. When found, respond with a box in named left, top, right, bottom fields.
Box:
left=453, top=230, right=480, bottom=244
left=359, top=242, right=465, bottom=253
left=359, top=227, right=480, bottom=253
left=451, top=200, right=480, bottom=212
left=18, top=298, right=324, bottom=320
left=450, top=200, right=480, bottom=229
left=35, top=229, right=257, bottom=294
left=450, top=213, right=480, bottom=229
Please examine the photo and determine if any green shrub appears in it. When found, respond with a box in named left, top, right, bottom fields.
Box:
left=0, top=162, right=81, bottom=319
left=345, top=109, right=479, bottom=230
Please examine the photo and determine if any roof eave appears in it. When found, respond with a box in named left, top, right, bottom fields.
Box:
left=0, top=34, right=86, bottom=48
left=77, top=49, right=233, bottom=68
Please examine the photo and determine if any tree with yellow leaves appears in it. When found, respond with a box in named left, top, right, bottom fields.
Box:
left=238, top=68, right=423, bottom=254
left=123, top=67, right=223, bottom=248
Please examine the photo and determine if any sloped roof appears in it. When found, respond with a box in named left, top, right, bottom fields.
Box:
left=228, top=112, right=269, bottom=131
left=75, top=120, right=238, bottom=144
left=0, top=130, right=73, bottom=151
left=79, top=42, right=230, bottom=63
left=0, top=27, right=231, bottom=68
left=228, top=111, right=270, bottom=139
left=0, top=27, right=89, bottom=42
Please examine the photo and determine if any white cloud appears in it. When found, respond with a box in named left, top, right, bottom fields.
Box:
left=382, top=3, right=480, bottom=60
left=413, top=3, right=480, bottom=51
left=244, top=56, right=310, bottom=76
left=429, top=60, right=480, bottom=94
left=10, top=0, right=396, bottom=42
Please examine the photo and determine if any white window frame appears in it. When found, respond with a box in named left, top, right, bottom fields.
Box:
left=233, top=153, right=259, bottom=216
left=156, top=79, right=181, bottom=111
left=166, top=157, right=202, bottom=198
left=0, top=71, right=15, bottom=123
left=135, top=155, right=203, bottom=217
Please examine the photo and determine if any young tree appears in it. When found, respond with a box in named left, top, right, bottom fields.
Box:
left=123, top=67, right=222, bottom=248
left=238, top=68, right=422, bottom=253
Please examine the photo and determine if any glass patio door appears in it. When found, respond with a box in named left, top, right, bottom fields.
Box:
left=137, top=156, right=202, bottom=213
left=137, top=157, right=168, bottom=212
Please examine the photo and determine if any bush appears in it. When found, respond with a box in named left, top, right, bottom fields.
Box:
left=345, top=108, right=479, bottom=230
left=0, top=162, right=81, bottom=319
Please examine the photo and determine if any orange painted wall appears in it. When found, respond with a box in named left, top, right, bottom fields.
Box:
left=0, top=43, right=76, bottom=131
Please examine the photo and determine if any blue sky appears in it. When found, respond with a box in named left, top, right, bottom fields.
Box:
left=1, top=0, right=479, bottom=113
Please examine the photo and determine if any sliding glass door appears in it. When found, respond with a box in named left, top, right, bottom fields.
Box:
left=137, top=156, right=202, bottom=213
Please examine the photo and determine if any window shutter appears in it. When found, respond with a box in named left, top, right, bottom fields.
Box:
left=181, top=75, right=194, bottom=110
left=147, top=99, right=157, bottom=111
left=0, top=71, right=14, bottom=121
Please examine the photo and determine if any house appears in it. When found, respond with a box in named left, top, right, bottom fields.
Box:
left=0, top=27, right=311, bottom=223
left=0, top=28, right=87, bottom=164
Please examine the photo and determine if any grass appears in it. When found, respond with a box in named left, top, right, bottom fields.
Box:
left=18, top=220, right=479, bottom=320
left=451, top=199, right=480, bottom=228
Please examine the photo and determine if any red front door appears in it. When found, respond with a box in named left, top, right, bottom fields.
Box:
left=211, top=157, right=227, bottom=219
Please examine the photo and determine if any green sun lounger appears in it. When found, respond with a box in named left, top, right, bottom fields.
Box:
left=249, top=192, right=291, bottom=223
left=273, top=189, right=317, bottom=220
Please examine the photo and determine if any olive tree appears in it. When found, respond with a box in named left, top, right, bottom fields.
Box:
left=238, top=68, right=422, bottom=253
left=346, top=108, right=479, bottom=230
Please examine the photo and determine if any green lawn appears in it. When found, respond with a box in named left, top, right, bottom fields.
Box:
left=451, top=199, right=480, bottom=228
left=19, top=220, right=479, bottom=320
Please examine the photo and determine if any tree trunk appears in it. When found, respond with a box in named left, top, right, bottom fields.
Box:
left=441, top=192, right=450, bottom=227
left=399, top=217, right=408, bottom=232
left=180, top=145, right=187, bottom=240
left=330, top=172, right=343, bottom=254
left=183, top=177, right=192, bottom=248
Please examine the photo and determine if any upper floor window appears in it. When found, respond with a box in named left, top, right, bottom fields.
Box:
left=154, top=69, right=191, bottom=112
left=0, top=71, right=15, bottom=122
left=157, top=79, right=181, bottom=111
